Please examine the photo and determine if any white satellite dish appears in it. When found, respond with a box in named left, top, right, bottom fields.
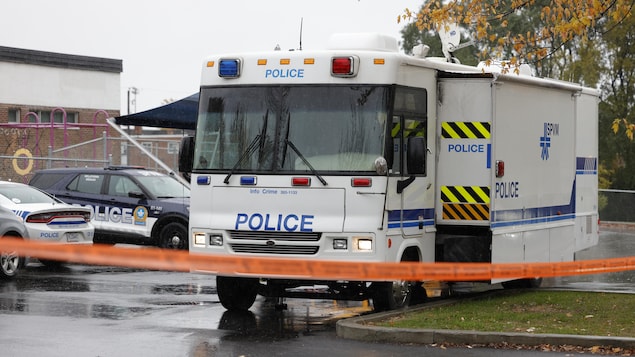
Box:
left=439, top=23, right=461, bottom=62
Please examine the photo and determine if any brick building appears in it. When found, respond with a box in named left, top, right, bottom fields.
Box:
left=0, top=46, right=122, bottom=182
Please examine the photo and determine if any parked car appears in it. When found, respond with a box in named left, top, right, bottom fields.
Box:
left=29, top=166, right=190, bottom=250
left=0, top=205, right=28, bottom=279
left=0, top=180, right=94, bottom=268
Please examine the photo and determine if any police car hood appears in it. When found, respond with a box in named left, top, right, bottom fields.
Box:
left=155, top=196, right=190, bottom=205
left=210, top=187, right=344, bottom=232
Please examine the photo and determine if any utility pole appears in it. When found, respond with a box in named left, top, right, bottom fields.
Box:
left=127, top=87, right=138, bottom=115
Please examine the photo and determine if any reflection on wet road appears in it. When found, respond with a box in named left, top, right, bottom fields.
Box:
left=542, top=229, right=635, bottom=292
left=0, top=228, right=632, bottom=356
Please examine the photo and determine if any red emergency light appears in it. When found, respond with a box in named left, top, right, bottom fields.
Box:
left=495, top=160, right=505, bottom=178
left=292, top=177, right=311, bottom=186
left=331, top=56, right=356, bottom=77
left=351, top=177, right=372, bottom=187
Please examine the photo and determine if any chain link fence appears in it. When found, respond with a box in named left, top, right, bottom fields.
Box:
left=1, top=133, right=182, bottom=184
left=599, top=189, right=635, bottom=224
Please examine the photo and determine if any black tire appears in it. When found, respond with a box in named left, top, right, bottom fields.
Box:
left=216, top=276, right=259, bottom=311
left=158, top=222, right=188, bottom=250
left=0, top=250, right=21, bottom=279
left=502, top=277, right=543, bottom=289
left=409, top=281, right=428, bottom=306
left=371, top=280, right=412, bottom=312
left=38, top=259, right=64, bottom=270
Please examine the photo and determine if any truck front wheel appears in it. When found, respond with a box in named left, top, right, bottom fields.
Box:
left=216, top=276, right=259, bottom=311
left=371, top=280, right=412, bottom=312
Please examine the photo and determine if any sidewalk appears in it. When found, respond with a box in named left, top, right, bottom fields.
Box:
left=336, top=293, right=635, bottom=350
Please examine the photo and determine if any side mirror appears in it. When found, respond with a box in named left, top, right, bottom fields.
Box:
left=128, top=191, right=146, bottom=199
left=178, top=136, right=195, bottom=174
left=406, top=136, right=426, bottom=175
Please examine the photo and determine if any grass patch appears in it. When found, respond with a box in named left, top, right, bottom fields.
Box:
left=378, top=290, right=635, bottom=337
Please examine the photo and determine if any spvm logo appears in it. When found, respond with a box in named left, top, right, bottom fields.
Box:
left=540, top=122, right=559, bottom=160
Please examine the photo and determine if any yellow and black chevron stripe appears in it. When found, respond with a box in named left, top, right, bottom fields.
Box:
left=392, top=119, right=426, bottom=138
left=443, top=203, right=490, bottom=221
left=442, top=122, right=490, bottom=139
left=441, top=186, right=490, bottom=204
left=441, top=186, right=490, bottom=221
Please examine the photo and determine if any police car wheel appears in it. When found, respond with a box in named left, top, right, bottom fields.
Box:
left=216, top=276, right=259, bottom=311
left=39, top=259, right=64, bottom=270
left=0, top=251, right=21, bottom=279
left=158, top=222, right=188, bottom=250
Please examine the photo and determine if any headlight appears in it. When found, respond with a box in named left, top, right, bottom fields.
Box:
left=193, top=232, right=206, bottom=246
left=332, top=238, right=348, bottom=250
left=354, top=237, right=373, bottom=251
left=209, top=234, right=223, bottom=246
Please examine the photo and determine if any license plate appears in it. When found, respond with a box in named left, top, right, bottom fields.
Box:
left=67, top=232, right=80, bottom=242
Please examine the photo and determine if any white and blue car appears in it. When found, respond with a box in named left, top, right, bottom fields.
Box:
left=0, top=181, right=94, bottom=267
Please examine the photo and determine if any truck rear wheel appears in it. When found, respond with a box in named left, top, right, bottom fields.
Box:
left=216, top=276, right=259, bottom=311
left=502, top=277, right=543, bottom=289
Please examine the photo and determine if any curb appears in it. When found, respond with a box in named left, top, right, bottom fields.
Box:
left=336, top=295, right=635, bottom=349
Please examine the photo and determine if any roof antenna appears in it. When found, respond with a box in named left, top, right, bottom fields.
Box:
left=298, top=18, right=303, bottom=51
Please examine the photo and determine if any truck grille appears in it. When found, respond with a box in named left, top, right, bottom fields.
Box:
left=228, top=230, right=321, bottom=255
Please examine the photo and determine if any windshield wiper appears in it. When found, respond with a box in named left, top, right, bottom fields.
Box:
left=285, top=139, right=327, bottom=186
left=223, top=134, right=262, bottom=184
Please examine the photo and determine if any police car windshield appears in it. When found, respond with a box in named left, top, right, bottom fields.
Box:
left=0, top=184, right=59, bottom=204
left=134, top=175, right=190, bottom=198
left=194, top=85, right=389, bottom=173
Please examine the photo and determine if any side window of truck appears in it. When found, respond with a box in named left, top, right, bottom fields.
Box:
left=391, top=86, right=427, bottom=176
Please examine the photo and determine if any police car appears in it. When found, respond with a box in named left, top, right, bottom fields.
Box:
left=0, top=181, right=94, bottom=268
left=29, top=166, right=190, bottom=250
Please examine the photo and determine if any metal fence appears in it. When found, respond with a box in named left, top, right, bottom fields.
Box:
left=599, top=189, right=635, bottom=223
left=1, top=133, right=183, bottom=184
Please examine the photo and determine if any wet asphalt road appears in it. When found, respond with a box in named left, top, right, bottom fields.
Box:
left=0, top=228, right=633, bottom=356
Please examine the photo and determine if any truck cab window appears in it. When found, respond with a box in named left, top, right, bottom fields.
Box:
left=390, top=86, right=427, bottom=176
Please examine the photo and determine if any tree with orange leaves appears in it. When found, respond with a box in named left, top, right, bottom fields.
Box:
left=399, top=0, right=633, bottom=74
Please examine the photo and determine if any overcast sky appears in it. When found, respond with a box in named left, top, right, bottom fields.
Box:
left=1, top=0, right=422, bottom=114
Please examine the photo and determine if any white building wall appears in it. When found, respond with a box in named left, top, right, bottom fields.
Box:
left=0, top=62, right=120, bottom=110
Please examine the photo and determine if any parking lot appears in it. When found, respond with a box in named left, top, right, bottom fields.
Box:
left=0, top=228, right=632, bottom=356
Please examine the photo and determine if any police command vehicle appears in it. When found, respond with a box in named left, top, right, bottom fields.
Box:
left=179, top=32, right=599, bottom=311
left=29, top=166, right=190, bottom=250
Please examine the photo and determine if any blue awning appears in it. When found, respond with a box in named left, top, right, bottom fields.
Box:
left=114, top=93, right=198, bottom=130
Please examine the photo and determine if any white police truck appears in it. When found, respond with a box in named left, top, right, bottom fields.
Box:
left=179, top=32, right=599, bottom=311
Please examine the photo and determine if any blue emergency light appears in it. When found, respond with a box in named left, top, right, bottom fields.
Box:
left=240, top=176, right=257, bottom=185
left=197, top=175, right=211, bottom=185
left=219, top=59, right=240, bottom=78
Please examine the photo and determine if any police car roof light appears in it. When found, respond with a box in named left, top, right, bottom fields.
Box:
left=219, top=59, right=240, bottom=78
left=106, top=165, right=145, bottom=171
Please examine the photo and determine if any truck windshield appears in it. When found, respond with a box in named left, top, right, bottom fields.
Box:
left=193, top=85, right=390, bottom=173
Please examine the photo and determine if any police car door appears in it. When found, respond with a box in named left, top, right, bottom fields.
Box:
left=105, top=174, right=151, bottom=238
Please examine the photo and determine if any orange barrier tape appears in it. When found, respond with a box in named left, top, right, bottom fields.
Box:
left=3, top=237, right=635, bottom=281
